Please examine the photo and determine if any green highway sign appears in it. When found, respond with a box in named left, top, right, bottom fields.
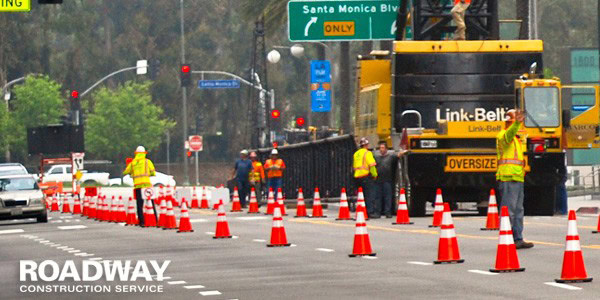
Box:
left=288, top=0, right=402, bottom=42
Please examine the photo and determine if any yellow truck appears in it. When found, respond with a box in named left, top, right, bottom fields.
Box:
left=355, top=40, right=600, bottom=216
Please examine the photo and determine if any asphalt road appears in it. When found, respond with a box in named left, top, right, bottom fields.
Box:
left=2, top=197, right=600, bottom=300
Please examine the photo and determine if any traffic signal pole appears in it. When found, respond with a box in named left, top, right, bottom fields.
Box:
left=180, top=0, right=190, bottom=185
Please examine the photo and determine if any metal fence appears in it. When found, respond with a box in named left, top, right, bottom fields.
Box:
left=254, top=134, right=357, bottom=200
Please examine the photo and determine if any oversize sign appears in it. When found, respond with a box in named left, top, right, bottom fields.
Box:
left=444, top=155, right=530, bottom=173
left=0, top=0, right=30, bottom=12
left=310, top=60, right=332, bottom=112
left=288, top=0, right=402, bottom=41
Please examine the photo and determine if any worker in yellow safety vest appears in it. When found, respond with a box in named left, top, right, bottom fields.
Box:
left=353, top=137, right=378, bottom=218
left=249, top=151, right=266, bottom=205
left=123, top=146, right=157, bottom=227
left=496, top=109, right=533, bottom=249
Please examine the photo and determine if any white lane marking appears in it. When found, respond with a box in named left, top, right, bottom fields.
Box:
left=232, top=236, right=239, bottom=239
left=205, top=232, right=215, bottom=235
left=362, top=256, right=377, bottom=260
left=118, top=223, right=126, bottom=226
left=50, top=220, right=63, bottom=223
left=544, top=282, right=582, bottom=290
left=152, top=276, right=172, bottom=280
left=34, top=238, right=44, bottom=241
left=48, top=217, right=53, bottom=220
left=315, top=248, right=335, bottom=252
left=0, top=229, right=25, bottom=235
left=252, top=239, right=266, bottom=243
left=74, top=252, right=88, bottom=256
left=167, top=281, right=186, bottom=285
left=290, top=244, right=297, bottom=247
left=190, top=219, right=208, bottom=223
left=39, top=240, right=50, bottom=243
left=88, top=257, right=103, bottom=261
left=407, top=261, right=433, bottom=266
left=60, top=216, right=73, bottom=219
left=62, top=248, right=75, bottom=251
left=468, top=270, right=498, bottom=276
left=57, top=225, right=87, bottom=230
left=50, top=244, right=61, bottom=247
left=80, top=253, right=95, bottom=257
left=28, top=235, right=38, bottom=239
left=199, top=291, right=222, bottom=296
left=57, top=246, right=69, bottom=249
left=184, top=285, right=205, bottom=289
left=68, top=250, right=81, bottom=253
left=236, top=216, right=268, bottom=221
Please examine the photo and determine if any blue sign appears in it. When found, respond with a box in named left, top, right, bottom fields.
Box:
left=310, top=60, right=332, bottom=112
left=572, top=105, right=592, bottom=111
left=198, top=80, right=240, bottom=89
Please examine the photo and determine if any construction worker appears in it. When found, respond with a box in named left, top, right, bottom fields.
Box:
left=496, top=109, right=533, bottom=249
left=374, top=141, right=397, bottom=218
left=451, top=0, right=470, bottom=40
left=249, top=151, right=266, bottom=205
left=232, top=150, right=253, bottom=208
left=264, top=149, right=286, bottom=194
left=123, top=146, right=156, bottom=227
left=353, top=137, right=378, bottom=218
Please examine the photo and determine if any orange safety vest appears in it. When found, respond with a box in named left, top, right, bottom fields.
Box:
left=264, top=159, right=285, bottom=178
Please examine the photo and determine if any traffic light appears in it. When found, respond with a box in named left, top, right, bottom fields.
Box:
left=195, top=114, right=204, bottom=134
left=295, top=116, right=305, bottom=128
left=180, top=64, right=192, bottom=87
left=271, top=109, right=281, bottom=119
left=270, top=109, right=281, bottom=129
left=149, top=58, right=160, bottom=80
left=70, top=90, right=80, bottom=109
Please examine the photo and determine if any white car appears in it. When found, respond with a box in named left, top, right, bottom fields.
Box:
left=121, top=171, right=176, bottom=187
left=42, top=164, right=110, bottom=186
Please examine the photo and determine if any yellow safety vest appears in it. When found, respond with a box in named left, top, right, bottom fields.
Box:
left=496, top=121, right=525, bottom=182
left=123, top=153, right=156, bottom=188
left=353, top=148, right=377, bottom=178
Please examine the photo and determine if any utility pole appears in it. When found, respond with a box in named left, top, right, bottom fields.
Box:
left=180, top=0, right=190, bottom=185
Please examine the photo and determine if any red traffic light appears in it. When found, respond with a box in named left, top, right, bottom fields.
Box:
left=271, top=109, right=281, bottom=119
left=71, top=90, right=79, bottom=98
left=296, top=117, right=305, bottom=127
left=181, top=65, right=190, bottom=73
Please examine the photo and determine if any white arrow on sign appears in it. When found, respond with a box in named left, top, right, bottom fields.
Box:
left=304, top=17, right=317, bottom=37
left=391, top=20, right=397, bottom=35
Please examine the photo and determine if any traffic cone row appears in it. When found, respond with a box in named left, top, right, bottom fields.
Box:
left=393, top=188, right=413, bottom=225
left=295, top=188, right=307, bottom=218
left=248, top=187, right=260, bottom=214
left=311, top=187, right=326, bottom=218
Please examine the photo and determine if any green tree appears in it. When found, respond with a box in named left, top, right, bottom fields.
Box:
left=85, top=81, right=174, bottom=163
left=9, top=75, right=65, bottom=160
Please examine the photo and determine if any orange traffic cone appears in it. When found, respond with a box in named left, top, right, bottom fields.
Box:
left=349, top=211, right=376, bottom=257
left=72, top=196, right=82, bottom=215
left=51, top=196, right=59, bottom=212
left=311, top=187, right=326, bottom=218
left=82, top=196, right=88, bottom=216
left=276, top=188, right=287, bottom=216
left=295, top=188, right=307, bottom=218
left=434, top=203, right=464, bottom=264
left=490, top=206, right=524, bottom=272
left=200, top=187, right=209, bottom=209
left=110, top=196, right=118, bottom=222
left=231, top=186, right=242, bottom=212
left=157, top=199, right=167, bottom=227
left=267, top=206, right=291, bottom=247
left=266, top=188, right=275, bottom=215
left=555, top=210, right=593, bottom=283
left=429, top=188, right=444, bottom=228
left=177, top=201, right=194, bottom=233
left=248, top=187, right=260, bottom=214
left=143, top=199, right=157, bottom=227
left=118, top=196, right=127, bottom=222
left=214, top=201, right=232, bottom=239
left=191, top=187, right=199, bottom=209
left=101, top=196, right=109, bottom=221
left=125, top=197, right=138, bottom=226
left=355, top=187, right=368, bottom=220
left=62, top=196, right=71, bottom=213
left=163, top=200, right=178, bottom=230
left=592, top=212, right=600, bottom=234
left=393, top=188, right=413, bottom=225
left=336, top=188, right=353, bottom=220
left=88, top=196, right=96, bottom=219
left=481, top=189, right=499, bottom=231
left=95, top=197, right=103, bottom=221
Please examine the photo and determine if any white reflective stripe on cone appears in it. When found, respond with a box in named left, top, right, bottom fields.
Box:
left=441, top=212, right=452, bottom=226
left=273, top=220, right=283, bottom=228
left=500, top=217, right=511, bottom=231
left=298, top=201, right=305, bottom=205
left=489, top=195, right=496, bottom=204
left=566, top=240, right=582, bottom=251
left=355, top=226, right=368, bottom=235
left=440, top=229, right=456, bottom=238
left=567, top=220, right=579, bottom=236
left=499, top=234, right=514, bottom=245
left=434, top=205, right=444, bottom=211
left=399, top=204, right=408, bottom=210
left=488, top=206, right=498, bottom=213
left=340, top=201, right=348, bottom=207
left=217, top=215, right=227, bottom=222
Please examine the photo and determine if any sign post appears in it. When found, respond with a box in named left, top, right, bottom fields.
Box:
left=188, top=136, right=203, bottom=186
left=288, top=0, right=402, bottom=41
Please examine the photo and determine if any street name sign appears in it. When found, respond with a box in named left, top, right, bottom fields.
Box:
left=198, top=80, right=241, bottom=89
left=288, top=0, right=402, bottom=41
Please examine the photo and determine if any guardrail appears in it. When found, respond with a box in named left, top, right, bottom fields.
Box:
left=253, top=134, right=357, bottom=200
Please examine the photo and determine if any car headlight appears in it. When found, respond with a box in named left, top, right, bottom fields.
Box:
left=420, top=140, right=438, bottom=148
left=30, top=197, right=43, bottom=205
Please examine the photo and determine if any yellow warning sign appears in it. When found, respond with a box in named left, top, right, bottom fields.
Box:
left=0, top=0, right=30, bottom=12
left=324, top=21, right=355, bottom=36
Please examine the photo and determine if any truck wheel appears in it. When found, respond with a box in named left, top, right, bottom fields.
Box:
left=37, top=211, right=48, bottom=223
left=408, top=187, right=428, bottom=217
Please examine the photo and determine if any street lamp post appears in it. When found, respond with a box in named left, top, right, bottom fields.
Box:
left=179, top=0, right=190, bottom=185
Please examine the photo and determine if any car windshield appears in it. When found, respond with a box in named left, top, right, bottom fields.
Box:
left=523, top=87, right=560, bottom=127
left=0, top=178, right=38, bottom=191
left=0, top=168, right=27, bottom=176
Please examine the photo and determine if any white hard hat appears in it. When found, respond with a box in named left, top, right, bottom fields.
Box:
left=240, top=150, right=248, bottom=155
left=135, top=146, right=146, bottom=153
left=271, top=149, right=278, bottom=155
